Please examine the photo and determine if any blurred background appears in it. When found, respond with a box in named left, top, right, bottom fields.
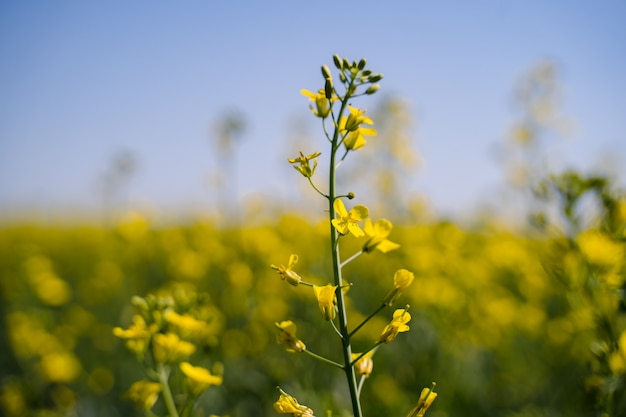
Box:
left=1, top=1, right=625, bottom=220
left=1, top=2, right=626, bottom=417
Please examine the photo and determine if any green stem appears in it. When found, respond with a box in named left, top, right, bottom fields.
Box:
left=308, top=177, right=328, bottom=198
left=350, top=343, right=381, bottom=368
left=157, top=364, right=180, bottom=417
left=340, top=250, right=363, bottom=269
left=349, top=304, right=386, bottom=339
left=302, top=349, right=344, bottom=369
left=329, top=73, right=363, bottom=417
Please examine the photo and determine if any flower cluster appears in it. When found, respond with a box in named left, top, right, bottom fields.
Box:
left=113, top=290, right=223, bottom=416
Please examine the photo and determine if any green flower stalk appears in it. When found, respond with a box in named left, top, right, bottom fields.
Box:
left=271, top=55, right=436, bottom=417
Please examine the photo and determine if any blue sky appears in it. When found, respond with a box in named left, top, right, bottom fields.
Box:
left=1, top=1, right=625, bottom=219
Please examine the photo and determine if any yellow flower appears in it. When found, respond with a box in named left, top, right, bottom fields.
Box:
left=113, top=314, right=154, bottom=356
left=124, top=380, right=161, bottom=410
left=331, top=199, right=369, bottom=237
left=405, top=383, right=437, bottom=417
left=39, top=352, right=81, bottom=383
left=274, top=387, right=315, bottom=417
left=313, top=284, right=338, bottom=321
left=271, top=254, right=303, bottom=286
left=180, top=362, right=223, bottom=396
left=362, top=219, right=400, bottom=253
left=383, top=269, right=415, bottom=306
left=352, top=351, right=374, bottom=378
left=339, top=105, right=377, bottom=150
left=152, top=333, right=196, bottom=364
left=165, top=311, right=207, bottom=339
left=379, top=308, right=411, bottom=344
left=275, top=320, right=306, bottom=352
left=288, top=151, right=322, bottom=178
left=577, top=230, right=623, bottom=267
left=301, top=88, right=335, bottom=118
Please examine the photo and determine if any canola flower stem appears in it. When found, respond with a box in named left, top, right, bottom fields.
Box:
left=340, top=250, right=363, bottom=269
left=303, top=348, right=344, bottom=370
left=349, top=304, right=386, bottom=339
left=157, top=364, right=180, bottom=417
left=356, top=374, right=366, bottom=398
left=350, top=343, right=381, bottom=368
left=308, top=177, right=328, bottom=199
left=328, top=71, right=363, bottom=417
left=330, top=318, right=344, bottom=339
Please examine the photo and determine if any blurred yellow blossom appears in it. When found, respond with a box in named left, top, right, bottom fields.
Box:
left=577, top=230, right=623, bottom=267
left=165, top=311, right=207, bottom=339
left=313, top=284, right=338, bottom=321
left=362, top=219, right=400, bottom=253
left=331, top=199, right=368, bottom=237
left=271, top=254, right=303, bottom=286
left=113, top=315, right=154, bottom=356
left=124, top=380, right=161, bottom=410
left=275, top=321, right=306, bottom=352
left=152, top=333, right=196, bottom=364
left=39, top=351, right=81, bottom=383
left=180, top=362, right=223, bottom=396
left=379, top=308, right=411, bottom=344
left=274, top=387, right=315, bottom=417
left=352, top=351, right=374, bottom=378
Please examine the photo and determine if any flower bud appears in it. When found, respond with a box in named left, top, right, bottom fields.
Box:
left=321, top=64, right=332, bottom=80
left=333, top=54, right=343, bottom=70
left=324, top=78, right=333, bottom=99
left=383, top=269, right=414, bottom=306
left=358, top=58, right=367, bottom=70
left=368, top=74, right=383, bottom=83
left=347, top=192, right=355, bottom=200
left=365, top=84, right=380, bottom=95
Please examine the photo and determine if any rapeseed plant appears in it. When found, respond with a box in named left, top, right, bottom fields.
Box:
left=270, top=55, right=436, bottom=417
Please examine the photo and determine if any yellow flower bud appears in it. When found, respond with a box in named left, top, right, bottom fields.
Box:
left=383, top=269, right=414, bottom=306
